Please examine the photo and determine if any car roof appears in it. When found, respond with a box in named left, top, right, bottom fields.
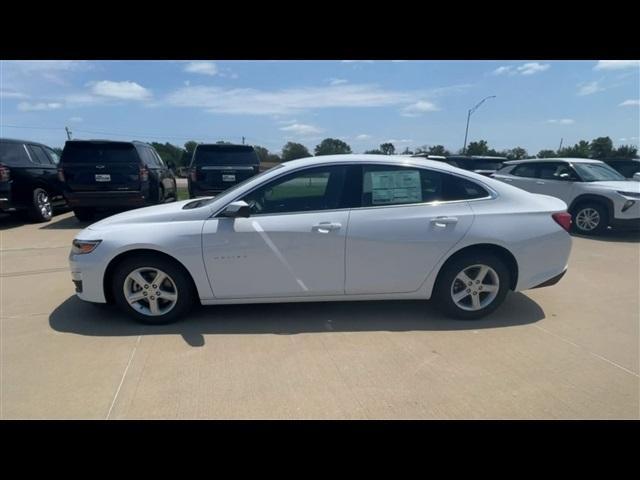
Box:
left=0, top=137, right=54, bottom=148
left=64, top=139, right=152, bottom=147
left=504, top=157, right=605, bottom=165
left=275, top=154, right=484, bottom=174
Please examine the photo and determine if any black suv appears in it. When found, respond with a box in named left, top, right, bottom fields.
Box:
left=59, top=140, right=177, bottom=221
left=412, top=154, right=507, bottom=176
left=188, top=144, right=260, bottom=198
left=0, top=138, right=66, bottom=222
left=602, top=158, right=640, bottom=179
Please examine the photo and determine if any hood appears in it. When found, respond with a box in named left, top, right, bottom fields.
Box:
left=586, top=181, right=640, bottom=192
left=86, top=199, right=213, bottom=230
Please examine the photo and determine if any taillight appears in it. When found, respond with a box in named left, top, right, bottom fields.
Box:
left=0, top=163, right=10, bottom=182
left=139, top=165, right=149, bottom=182
left=190, top=168, right=197, bottom=182
left=57, top=167, right=65, bottom=182
left=552, top=212, right=572, bottom=232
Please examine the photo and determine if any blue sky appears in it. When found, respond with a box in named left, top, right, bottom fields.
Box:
left=1, top=60, right=638, bottom=154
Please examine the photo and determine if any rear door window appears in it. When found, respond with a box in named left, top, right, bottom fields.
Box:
left=511, top=164, right=539, bottom=178
left=539, top=162, right=577, bottom=180
left=27, top=145, right=54, bottom=165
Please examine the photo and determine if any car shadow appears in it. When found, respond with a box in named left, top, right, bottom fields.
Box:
left=571, top=228, right=640, bottom=243
left=49, top=292, right=545, bottom=347
left=39, top=211, right=115, bottom=229
left=0, top=209, right=70, bottom=231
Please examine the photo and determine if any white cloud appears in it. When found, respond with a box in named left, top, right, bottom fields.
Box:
left=329, top=78, right=348, bottom=85
left=3, top=60, right=91, bottom=85
left=547, top=118, right=575, bottom=124
left=89, top=80, right=151, bottom=100
left=355, top=134, right=372, bottom=140
left=0, top=90, right=28, bottom=99
left=166, top=83, right=450, bottom=115
left=517, top=62, right=550, bottom=75
left=279, top=123, right=323, bottom=135
left=184, top=80, right=191, bottom=86
left=577, top=81, right=604, bottom=96
left=184, top=61, right=218, bottom=76
left=492, top=62, right=550, bottom=76
left=17, top=101, right=63, bottom=111
left=69, top=116, right=83, bottom=123
left=341, top=60, right=374, bottom=63
left=401, top=100, right=439, bottom=117
left=594, top=60, right=640, bottom=71
left=619, top=99, right=640, bottom=107
left=385, top=138, right=413, bottom=144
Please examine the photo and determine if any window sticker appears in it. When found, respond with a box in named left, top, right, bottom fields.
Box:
left=369, top=170, right=422, bottom=205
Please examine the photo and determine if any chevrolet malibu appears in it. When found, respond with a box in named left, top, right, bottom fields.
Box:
left=69, top=155, right=572, bottom=324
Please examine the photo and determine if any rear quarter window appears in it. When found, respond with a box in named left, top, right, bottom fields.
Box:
left=0, top=142, right=31, bottom=166
left=511, top=164, right=538, bottom=178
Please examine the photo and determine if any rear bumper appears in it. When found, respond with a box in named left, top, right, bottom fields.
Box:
left=0, top=185, right=12, bottom=210
left=531, top=269, right=567, bottom=289
left=64, top=191, right=147, bottom=208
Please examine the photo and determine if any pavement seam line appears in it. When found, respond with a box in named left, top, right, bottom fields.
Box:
left=533, top=324, right=639, bottom=378
left=1, top=267, right=69, bottom=278
left=106, top=335, right=142, bottom=420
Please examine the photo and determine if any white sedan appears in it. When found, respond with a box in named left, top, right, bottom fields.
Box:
left=69, top=155, right=572, bottom=324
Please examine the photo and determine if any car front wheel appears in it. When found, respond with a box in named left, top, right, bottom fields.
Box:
left=112, top=255, right=195, bottom=324
left=433, top=252, right=511, bottom=320
left=572, top=203, right=608, bottom=235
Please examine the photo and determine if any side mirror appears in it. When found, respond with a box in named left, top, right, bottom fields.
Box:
left=559, top=173, right=573, bottom=181
left=219, top=200, right=251, bottom=218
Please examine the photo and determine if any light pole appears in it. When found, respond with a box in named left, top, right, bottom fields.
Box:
left=462, top=95, right=496, bottom=155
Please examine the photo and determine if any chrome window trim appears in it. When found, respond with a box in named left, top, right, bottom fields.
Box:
left=210, top=161, right=498, bottom=218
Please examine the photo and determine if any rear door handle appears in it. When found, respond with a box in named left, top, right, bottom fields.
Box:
left=503, top=178, right=513, bottom=182
left=312, top=222, right=342, bottom=233
left=536, top=181, right=545, bottom=185
left=431, top=216, right=458, bottom=227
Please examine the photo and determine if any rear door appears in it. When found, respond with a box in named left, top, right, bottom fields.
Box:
left=498, top=162, right=540, bottom=192
left=532, top=162, right=578, bottom=204
left=61, top=142, right=141, bottom=192
left=345, top=164, right=480, bottom=294
left=192, top=145, right=259, bottom=192
left=26, top=144, right=64, bottom=199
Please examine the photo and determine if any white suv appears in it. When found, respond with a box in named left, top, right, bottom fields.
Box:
left=493, top=158, right=640, bottom=235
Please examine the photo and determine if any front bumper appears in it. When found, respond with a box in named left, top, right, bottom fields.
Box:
left=64, top=190, right=147, bottom=208
left=69, top=251, right=107, bottom=303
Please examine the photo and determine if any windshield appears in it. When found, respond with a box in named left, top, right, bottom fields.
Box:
left=185, top=164, right=285, bottom=208
left=572, top=163, right=626, bottom=182
left=192, top=145, right=259, bottom=166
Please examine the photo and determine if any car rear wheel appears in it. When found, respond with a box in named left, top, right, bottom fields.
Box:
left=433, top=252, right=511, bottom=320
left=73, top=208, right=94, bottom=222
left=112, top=255, right=194, bottom=324
left=28, top=188, right=53, bottom=222
left=572, top=203, right=608, bottom=235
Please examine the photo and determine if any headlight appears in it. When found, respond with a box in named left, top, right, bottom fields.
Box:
left=617, top=191, right=640, bottom=198
left=72, top=239, right=102, bottom=254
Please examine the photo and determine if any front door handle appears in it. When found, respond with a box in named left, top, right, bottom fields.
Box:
left=431, top=216, right=458, bottom=227
left=312, top=222, right=342, bottom=233
left=503, top=178, right=513, bottom=182
left=536, top=181, right=545, bottom=185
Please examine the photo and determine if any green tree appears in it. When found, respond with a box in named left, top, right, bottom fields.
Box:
left=380, top=142, right=395, bottom=155
left=151, top=142, right=185, bottom=167
left=465, top=140, right=490, bottom=156
left=427, top=145, right=450, bottom=156
left=559, top=140, right=590, bottom=158
left=281, top=142, right=311, bottom=162
left=254, top=146, right=282, bottom=164
left=537, top=149, right=557, bottom=158
left=401, top=147, right=414, bottom=155
left=589, top=136, right=614, bottom=159
left=505, top=147, right=528, bottom=160
left=314, top=138, right=352, bottom=156
left=364, top=149, right=383, bottom=154
left=181, top=141, right=198, bottom=166
left=612, top=145, right=638, bottom=158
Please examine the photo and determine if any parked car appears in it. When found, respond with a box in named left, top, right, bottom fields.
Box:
left=70, top=154, right=572, bottom=325
left=413, top=154, right=507, bottom=176
left=0, top=138, right=66, bottom=222
left=188, top=144, right=260, bottom=198
left=59, top=140, right=177, bottom=221
left=634, top=172, right=640, bottom=182
left=492, top=158, right=640, bottom=235
left=602, top=158, right=640, bottom=180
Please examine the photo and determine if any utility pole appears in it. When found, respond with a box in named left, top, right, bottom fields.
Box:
left=558, top=138, right=563, bottom=152
left=462, top=95, right=496, bottom=155
left=65, top=126, right=72, bottom=140
left=242, top=136, right=245, bottom=145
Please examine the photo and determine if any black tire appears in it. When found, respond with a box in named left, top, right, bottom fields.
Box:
left=112, top=254, right=195, bottom=325
left=433, top=251, right=511, bottom=320
left=571, top=202, right=608, bottom=235
left=73, top=208, right=94, bottom=222
left=28, top=188, right=53, bottom=222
